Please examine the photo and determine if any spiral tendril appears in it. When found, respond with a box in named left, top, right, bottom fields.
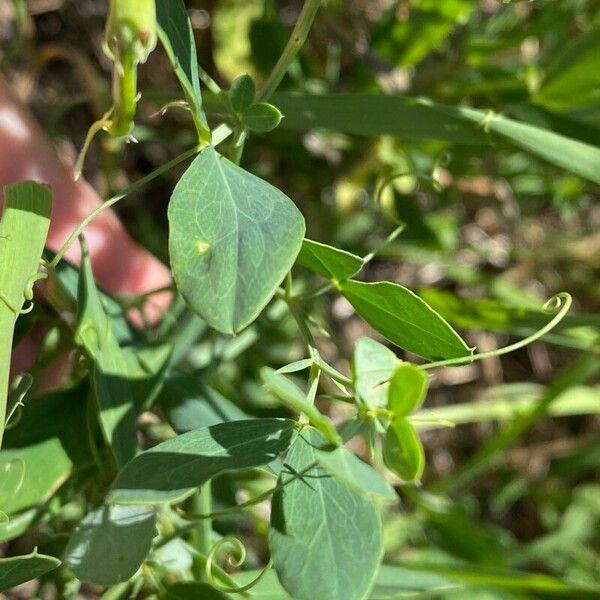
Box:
left=205, top=536, right=272, bottom=594
left=423, top=293, right=572, bottom=370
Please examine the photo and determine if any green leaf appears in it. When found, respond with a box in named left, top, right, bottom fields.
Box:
left=448, top=105, right=600, bottom=185
left=277, top=358, right=314, bottom=374
left=231, top=555, right=600, bottom=598
left=0, top=508, right=39, bottom=544
left=417, top=564, right=600, bottom=598
left=314, top=445, right=396, bottom=502
left=76, top=240, right=172, bottom=468
left=373, top=0, right=473, bottom=68
left=161, top=582, right=228, bottom=599
left=339, top=280, right=472, bottom=361
left=242, top=103, right=282, bottom=132
left=0, top=458, right=24, bottom=509
left=232, top=565, right=461, bottom=599
left=261, top=367, right=341, bottom=446
left=0, top=182, right=52, bottom=444
left=536, top=26, right=600, bottom=112
left=369, top=564, right=461, bottom=598
left=229, top=73, right=256, bottom=113
left=65, top=504, right=156, bottom=585
left=296, top=239, right=364, bottom=281
left=387, top=364, right=428, bottom=417
left=156, top=0, right=210, bottom=143
left=0, top=551, right=60, bottom=592
left=168, top=146, right=305, bottom=334
left=160, top=374, right=247, bottom=432
left=274, top=93, right=487, bottom=144
left=270, top=430, right=383, bottom=600
left=0, top=384, right=92, bottom=515
left=352, top=337, right=400, bottom=408
left=109, top=418, right=296, bottom=505
left=383, top=418, right=425, bottom=483
left=275, top=93, right=600, bottom=184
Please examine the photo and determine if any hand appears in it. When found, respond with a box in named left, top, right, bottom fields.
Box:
left=0, top=76, right=172, bottom=380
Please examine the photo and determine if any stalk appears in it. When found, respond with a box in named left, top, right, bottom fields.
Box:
left=256, top=0, right=322, bottom=102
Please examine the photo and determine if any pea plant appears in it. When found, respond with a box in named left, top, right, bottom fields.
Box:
left=1, top=1, right=600, bottom=599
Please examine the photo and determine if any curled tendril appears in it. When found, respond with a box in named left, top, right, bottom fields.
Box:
left=205, top=537, right=272, bottom=594
left=0, top=267, right=48, bottom=315
left=423, top=292, right=573, bottom=370
left=150, top=100, right=192, bottom=119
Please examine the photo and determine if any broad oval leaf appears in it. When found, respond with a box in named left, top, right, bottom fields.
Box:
left=0, top=552, right=60, bottom=592
left=242, top=102, right=282, bottom=132
left=270, top=430, right=383, bottom=600
left=387, top=364, right=428, bottom=417
left=352, top=337, right=400, bottom=407
left=383, top=418, right=425, bottom=483
left=297, top=239, right=364, bottom=281
left=65, top=504, right=156, bottom=585
left=109, top=418, right=296, bottom=505
left=339, top=280, right=472, bottom=361
left=168, top=146, right=305, bottom=334
left=229, top=74, right=256, bottom=113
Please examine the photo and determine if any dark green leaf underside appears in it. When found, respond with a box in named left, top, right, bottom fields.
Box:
left=0, top=552, right=60, bottom=592
left=109, top=418, right=296, bottom=504
left=65, top=505, right=156, bottom=585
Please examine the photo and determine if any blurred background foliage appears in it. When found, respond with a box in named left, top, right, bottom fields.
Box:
left=1, top=0, right=600, bottom=598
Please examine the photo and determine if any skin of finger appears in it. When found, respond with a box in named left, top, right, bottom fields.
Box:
left=0, top=77, right=173, bottom=378
left=0, top=76, right=172, bottom=300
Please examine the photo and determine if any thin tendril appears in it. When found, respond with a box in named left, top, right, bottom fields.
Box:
left=423, top=293, right=572, bottom=370
left=150, top=100, right=191, bottom=119
left=362, top=223, right=405, bottom=266
left=205, top=537, right=272, bottom=594
left=374, top=170, right=416, bottom=205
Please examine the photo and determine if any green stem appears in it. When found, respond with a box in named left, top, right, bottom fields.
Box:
left=190, top=481, right=213, bottom=580
left=256, top=0, right=322, bottom=102
left=109, top=50, right=137, bottom=137
left=50, top=146, right=199, bottom=268
left=197, top=64, right=222, bottom=95
left=229, top=129, right=247, bottom=165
